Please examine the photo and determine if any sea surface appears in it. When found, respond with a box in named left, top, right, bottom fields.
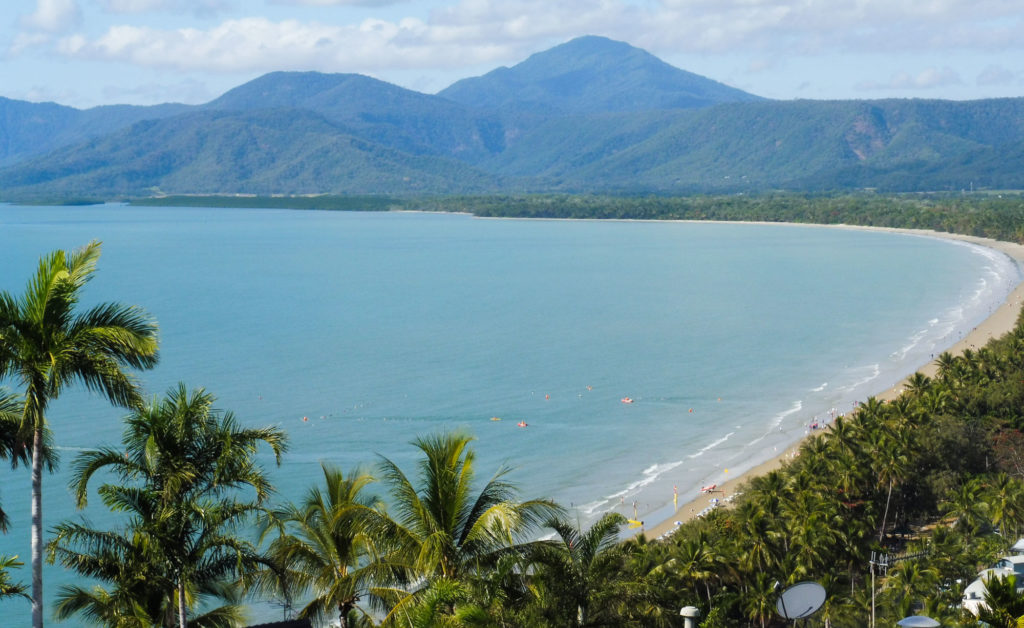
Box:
left=0, top=204, right=1020, bottom=624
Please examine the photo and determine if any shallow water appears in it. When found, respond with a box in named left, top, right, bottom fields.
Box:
left=0, top=205, right=1018, bottom=624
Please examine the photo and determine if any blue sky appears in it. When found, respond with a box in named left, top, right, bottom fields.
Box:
left=3, top=0, right=1022, bottom=109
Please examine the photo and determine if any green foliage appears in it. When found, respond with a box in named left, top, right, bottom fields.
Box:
left=50, top=384, right=287, bottom=628
left=0, top=555, right=28, bottom=601
left=3, top=55, right=1024, bottom=199
left=438, top=35, right=760, bottom=114
left=0, top=240, right=159, bottom=628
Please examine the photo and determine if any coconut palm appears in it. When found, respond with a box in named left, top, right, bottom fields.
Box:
left=742, top=571, right=777, bottom=628
left=871, top=429, right=911, bottom=542
left=262, top=464, right=399, bottom=628
left=671, top=532, right=719, bottom=603
left=377, top=432, right=560, bottom=623
left=940, top=478, right=991, bottom=539
left=987, top=473, right=1024, bottom=540
left=65, top=384, right=286, bottom=628
left=0, top=555, right=28, bottom=602
left=882, top=558, right=939, bottom=619
left=977, top=573, right=1024, bottom=628
left=48, top=517, right=248, bottom=627
left=526, top=512, right=629, bottom=627
left=0, top=240, right=159, bottom=628
left=0, top=389, right=28, bottom=533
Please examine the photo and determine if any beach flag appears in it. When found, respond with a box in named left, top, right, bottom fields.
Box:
left=673, top=485, right=678, bottom=510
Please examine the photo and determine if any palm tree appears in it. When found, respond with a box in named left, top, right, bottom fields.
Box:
left=871, top=429, right=910, bottom=543
left=940, top=478, right=991, bottom=539
left=0, top=555, right=29, bottom=602
left=903, top=372, right=932, bottom=398
left=65, top=384, right=286, bottom=628
left=0, top=389, right=28, bottom=534
left=526, top=512, right=628, bottom=627
left=742, top=571, right=777, bottom=628
left=882, top=558, right=939, bottom=619
left=977, top=573, right=1024, bottom=628
left=0, top=240, right=159, bottom=628
left=377, top=431, right=560, bottom=623
left=671, top=532, right=719, bottom=602
left=986, top=473, right=1024, bottom=540
left=48, top=518, right=248, bottom=627
left=262, top=464, right=398, bottom=628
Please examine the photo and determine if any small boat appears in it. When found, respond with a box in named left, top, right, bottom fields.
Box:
left=621, top=397, right=634, bottom=404
left=700, top=484, right=717, bottom=493
left=490, top=417, right=502, bottom=421
left=517, top=421, right=528, bottom=428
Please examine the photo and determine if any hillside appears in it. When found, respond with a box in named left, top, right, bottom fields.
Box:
left=0, top=109, right=504, bottom=198
left=1, top=35, right=1023, bottom=200
left=437, top=35, right=762, bottom=114
left=203, top=72, right=516, bottom=162
left=0, top=97, right=189, bottom=167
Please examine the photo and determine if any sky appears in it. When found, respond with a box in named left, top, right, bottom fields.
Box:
left=2, top=0, right=1023, bottom=109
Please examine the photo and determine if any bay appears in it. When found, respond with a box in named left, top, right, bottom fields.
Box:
left=0, top=204, right=1019, bottom=625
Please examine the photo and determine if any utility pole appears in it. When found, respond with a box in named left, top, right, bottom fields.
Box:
left=868, top=549, right=930, bottom=628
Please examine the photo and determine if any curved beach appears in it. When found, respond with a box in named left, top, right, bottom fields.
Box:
left=644, top=226, right=1024, bottom=539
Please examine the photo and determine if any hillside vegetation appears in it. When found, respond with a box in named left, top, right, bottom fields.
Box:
left=1, top=36, right=1023, bottom=200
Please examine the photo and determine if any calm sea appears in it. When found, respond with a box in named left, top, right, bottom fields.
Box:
left=0, top=205, right=1019, bottom=624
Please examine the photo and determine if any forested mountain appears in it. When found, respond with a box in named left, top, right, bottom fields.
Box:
left=0, top=109, right=502, bottom=197
left=437, top=35, right=762, bottom=114
left=0, top=97, right=189, bottom=168
left=0, top=35, right=1022, bottom=200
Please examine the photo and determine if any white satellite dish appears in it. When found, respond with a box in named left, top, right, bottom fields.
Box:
left=896, top=616, right=940, bottom=627
left=775, top=581, right=826, bottom=620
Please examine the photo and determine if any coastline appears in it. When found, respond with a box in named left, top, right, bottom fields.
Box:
left=643, top=226, right=1024, bottom=540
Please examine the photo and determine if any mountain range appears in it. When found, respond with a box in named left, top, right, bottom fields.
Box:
left=1, top=35, right=1022, bottom=200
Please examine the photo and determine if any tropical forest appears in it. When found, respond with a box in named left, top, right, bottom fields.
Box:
left=3, top=195, right=1024, bottom=627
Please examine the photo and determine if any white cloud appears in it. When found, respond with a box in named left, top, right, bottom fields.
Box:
left=21, top=0, right=82, bottom=33
left=7, top=32, right=53, bottom=55
left=856, top=67, right=963, bottom=91
left=976, top=64, right=1015, bottom=86
left=42, top=0, right=1024, bottom=81
left=269, top=0, right=406, bottom=6
left=97, top=0, right=232, bottom=16
left=100, top=77, right=214, bottom=104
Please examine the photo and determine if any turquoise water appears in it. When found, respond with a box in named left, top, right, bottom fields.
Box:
left=0, top=205, right=1019, bottom=624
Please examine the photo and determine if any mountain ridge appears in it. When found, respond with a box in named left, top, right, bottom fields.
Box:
left=1, top=35, right=1022, bottom=200
left=437, top=35, right=762, bottom=114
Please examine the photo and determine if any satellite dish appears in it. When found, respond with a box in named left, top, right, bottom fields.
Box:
left=896, top=616, right=940, bottom=627
left=775, top=581, right=826, bottom=620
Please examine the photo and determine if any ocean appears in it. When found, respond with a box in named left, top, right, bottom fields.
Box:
left=0, top=204, right=1019, bottom=624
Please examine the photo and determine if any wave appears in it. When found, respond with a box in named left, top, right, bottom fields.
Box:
left=580, top=460, right=684, bottom=516
left=811, top=382, right=828, bottom=392
left=771, top=401, right=802, bottom=427
left=838, top=363, right=881, bottom=393
left=687, top=431, right=735, bottom=459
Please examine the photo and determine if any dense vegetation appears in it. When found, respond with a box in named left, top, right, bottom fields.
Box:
left=135, top=193, right=1024, bottom=244
left=3, top=36, right=1024, bottom=199
left=4, top=198, right=1024, bottom=626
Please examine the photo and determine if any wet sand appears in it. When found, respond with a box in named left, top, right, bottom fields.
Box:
left=643, top=226, right=1024, bottom=540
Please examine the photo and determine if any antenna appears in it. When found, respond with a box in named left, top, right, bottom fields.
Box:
left=775, top=581, right=826, bottom=621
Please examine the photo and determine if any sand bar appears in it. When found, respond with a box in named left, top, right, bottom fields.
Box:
left=643, top=225, right=1024, bottom=540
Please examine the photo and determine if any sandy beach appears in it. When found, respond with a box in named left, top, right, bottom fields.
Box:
left=643, top=225, right=1024, bottom=540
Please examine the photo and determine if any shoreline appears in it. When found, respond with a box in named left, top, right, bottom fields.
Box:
left=643, top=225, right=1024, bottom=540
